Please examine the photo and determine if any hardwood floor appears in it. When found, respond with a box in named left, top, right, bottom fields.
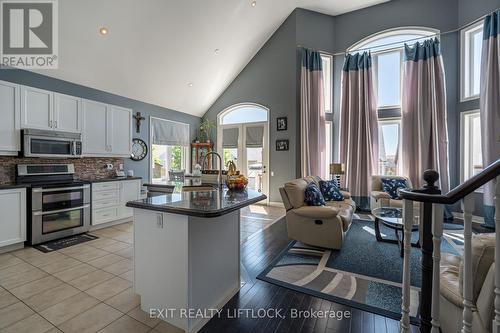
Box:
left=201, top=218, right=420, bottom=333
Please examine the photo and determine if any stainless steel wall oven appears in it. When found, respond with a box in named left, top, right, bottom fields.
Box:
left=16, top=164, right=91, bottom=245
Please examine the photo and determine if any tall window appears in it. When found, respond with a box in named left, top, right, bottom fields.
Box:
left=349, top=27, right=437, bottom=175
left=461, top=22, right=483, bottom=100
left=321, top=53, right=332, bottom=113
left=150, top=118, right=190, bottom=183
left=321, top=53, right=333, bottom=177
left=461, top=111, right=483, bottom=183
left=378, top=119, right=401, bottom=175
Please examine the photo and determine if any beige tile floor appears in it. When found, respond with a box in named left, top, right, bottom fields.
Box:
left=0, top=205, right=285, bottom=333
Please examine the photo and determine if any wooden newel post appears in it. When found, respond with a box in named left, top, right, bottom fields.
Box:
left=419, top=170, right=441, bottom=333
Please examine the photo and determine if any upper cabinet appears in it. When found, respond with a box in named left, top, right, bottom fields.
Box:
left=0, top=80, right=21, bottom=155
left=1, top=81, right=131, bottom=158
left=82, top=100, right=108, bottom=155
left=20, top=86, right=53, bottom=131
left=54, top=93, right=82, bottom=133
left=82, top=100, right=132, bottom=157
left=108, top=105, right=132, bottom=156
left=21, top=87, right=82, bottom=133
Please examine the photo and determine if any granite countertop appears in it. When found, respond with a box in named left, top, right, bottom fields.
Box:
left=0, top=183, right=31, bottom=190
left=126, top=187, right=267, bottom=218
left=78, top=176, right=142, bottom=183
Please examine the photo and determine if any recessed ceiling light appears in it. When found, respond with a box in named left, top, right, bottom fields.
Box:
left=99, top=27, right=109, bottom=36
left=214, top=48, right=220, bottom=54
left=188, top=83, right=194, bottom=87
left=251, top=1, right=256, bottom=7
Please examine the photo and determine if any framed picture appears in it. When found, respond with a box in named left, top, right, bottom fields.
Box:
left=277, top=117, right=287, bottom=131
left=276, top=139, right=289, bottom=151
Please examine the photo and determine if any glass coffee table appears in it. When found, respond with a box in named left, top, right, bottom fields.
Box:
left=372, top=207, right=420, bottom=257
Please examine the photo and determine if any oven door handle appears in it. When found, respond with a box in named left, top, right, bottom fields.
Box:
left=33, top=204, right=90, bottom=216
left=32, top=184, right=90, bottom=193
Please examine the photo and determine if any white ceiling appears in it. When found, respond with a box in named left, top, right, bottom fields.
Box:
left=35, top=0, right=387, bottom=117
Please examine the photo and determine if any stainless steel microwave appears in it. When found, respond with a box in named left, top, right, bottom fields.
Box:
left=23, top=129, right=83, bottom=158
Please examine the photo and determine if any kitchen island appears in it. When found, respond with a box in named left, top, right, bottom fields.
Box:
left=126, top=186, right=266, bottom=332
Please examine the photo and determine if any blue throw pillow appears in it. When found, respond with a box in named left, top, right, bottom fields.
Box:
left=381, top=178, right=408, bottom=200
left=318, top=180, right=344, bottom=201
left=304, top=183, right=326, bottom=206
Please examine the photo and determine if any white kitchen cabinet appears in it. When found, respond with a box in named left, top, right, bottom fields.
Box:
left=91, top=179, right=141, bottom=226
left=20, top=86, right=53, bottom=130
left=21, top=86, right=82, bottom=133
left=0, top=80, right=20, bottom=155
left=119, top=179, right=141, bottom=218
left=82, top=100, right=108, bottom=155
left=82, top=100, right=132, bottom=157
left=109, top=106, right=132, bottom=156
left=0, top=188, right=26, bottom=248
left=54, top=93, right=82, bottom=133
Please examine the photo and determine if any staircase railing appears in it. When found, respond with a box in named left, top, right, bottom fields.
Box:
left=398, top=159, right=500, bottom=333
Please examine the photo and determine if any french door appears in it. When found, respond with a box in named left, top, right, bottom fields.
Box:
left=217, top=122, right=269, bottom=203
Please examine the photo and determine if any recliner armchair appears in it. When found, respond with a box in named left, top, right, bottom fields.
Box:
left=279, top=176, right=356, bottom=249
left=439, top=233, right=495, bottom=333
left=371, top=175, right=412, bottom=209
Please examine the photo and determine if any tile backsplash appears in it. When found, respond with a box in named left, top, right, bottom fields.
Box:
left=0, top=156, right=124, bottom=184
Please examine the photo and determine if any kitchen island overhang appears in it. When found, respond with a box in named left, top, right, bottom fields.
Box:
left=126, top=188, right=266, bottom=333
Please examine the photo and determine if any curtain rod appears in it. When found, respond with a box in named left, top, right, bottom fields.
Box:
left=297, top=7, right=498, bottom=56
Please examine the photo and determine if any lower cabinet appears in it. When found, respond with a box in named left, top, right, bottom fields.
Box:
left=0, top=188, right=26, bottom=247
left=92, top=180, right=141, bottom=226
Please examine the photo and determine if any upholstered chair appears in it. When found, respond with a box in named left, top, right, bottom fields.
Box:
left=439, top=233, right=495, bottom=333
left=370, top=175, right=412, bottom=209
left=279, top=176, right=356, bottom=249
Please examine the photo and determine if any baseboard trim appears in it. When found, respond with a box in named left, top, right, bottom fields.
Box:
left=268, top=201, right=284, bottom=208
left=89, top=217, right=133, bottom=231
left=0, top=242, right=24, bottom=254
left=452, top=212, right=484, bottom=225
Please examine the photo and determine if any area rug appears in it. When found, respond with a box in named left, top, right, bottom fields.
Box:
left=257, top=219, right=461, bottom=323
left=34, top=234, right=98, bottom=253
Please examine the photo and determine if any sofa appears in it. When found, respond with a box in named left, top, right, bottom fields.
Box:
left=371, top=175, right=412, bottom=209
left=279, top=176, right=356, bottom=249
left=439, top=233, right=495, bottom=333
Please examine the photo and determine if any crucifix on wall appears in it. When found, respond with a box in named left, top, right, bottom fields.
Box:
left=133, top=112, right=146, bottom=133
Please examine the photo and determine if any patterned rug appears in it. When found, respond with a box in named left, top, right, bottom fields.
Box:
left=257, top=218, right=463, bottom=323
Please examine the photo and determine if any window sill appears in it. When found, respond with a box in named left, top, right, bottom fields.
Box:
left=460, top=95, right=479, bottom=103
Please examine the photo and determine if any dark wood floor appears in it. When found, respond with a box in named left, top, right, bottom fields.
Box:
left=200, top=218, right=420, bottom=333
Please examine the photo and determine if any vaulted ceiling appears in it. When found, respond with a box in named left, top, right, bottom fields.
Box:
left=35, top=0, right=387, bottom=116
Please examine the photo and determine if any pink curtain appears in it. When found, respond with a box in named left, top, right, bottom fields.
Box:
left=401, top=39, right=449, bottom=192
left=300, top=48, right=326, bottom=178
left=340, top=52, right=379, bottom=210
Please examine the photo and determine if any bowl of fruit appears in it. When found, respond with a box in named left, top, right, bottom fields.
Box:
left=225, top=174, right=248, bottom=191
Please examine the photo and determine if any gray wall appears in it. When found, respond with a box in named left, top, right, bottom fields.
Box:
left=203, top=0, right=499, bottom=212
left=202, top=9, right=335, bottom=202
left=203, top=12, right=298, bottom=202
left=0, top=69, right=200, bottom=182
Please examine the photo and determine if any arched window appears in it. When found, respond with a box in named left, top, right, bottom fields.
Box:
left=216, top=103, right=269, bottom=196
left=218, top=103, right=268, bottom=125
left=349, top=27, right=438, bottom=175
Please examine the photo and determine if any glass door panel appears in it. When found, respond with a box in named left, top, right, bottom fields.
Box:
left=223, top=148, right=238, bottom=170
left=246, top=147, right=263, bottom=192
left=42, top=189, right=84, bottom=211
left=42, top=209, right=83, bottom=234
left=220, top=126, right=240, bottom=170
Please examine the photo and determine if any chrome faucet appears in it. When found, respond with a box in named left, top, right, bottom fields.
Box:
left=202, top=152, right=223, bottom=186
